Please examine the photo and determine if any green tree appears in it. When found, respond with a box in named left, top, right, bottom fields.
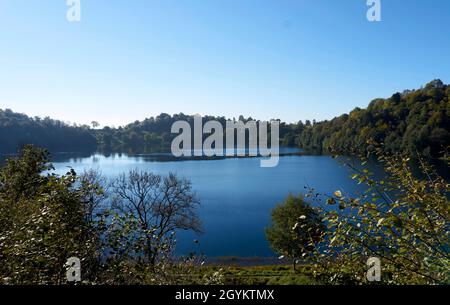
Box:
left=0, top=109, right=97, bottom=153
left=266, top=195, right=325, bottom=270
left=0, top=146, right=210, bottom=285
left=291, top=80, right=450, bottom=158
left=0, top=145, right=102, bottom=284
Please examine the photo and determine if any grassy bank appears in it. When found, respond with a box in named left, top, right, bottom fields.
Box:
left=175, top=265, right=320, bottom=285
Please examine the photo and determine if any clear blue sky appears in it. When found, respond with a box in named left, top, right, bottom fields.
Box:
left=1, top=0, right=449, bottom=127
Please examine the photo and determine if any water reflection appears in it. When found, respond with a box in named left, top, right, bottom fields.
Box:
left=1, top=150, right=447, bottom=258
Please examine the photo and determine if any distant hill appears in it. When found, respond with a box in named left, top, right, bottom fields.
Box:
left=1, top=80, right=448, bottom=157
left=285, top=79, right=449, bottom=158
left=95, top=113, right=264, bottom=153
left=0, top=109, right=97, bottom=153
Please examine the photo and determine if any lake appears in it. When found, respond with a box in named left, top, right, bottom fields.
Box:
left=40, top=150, right=372, bottom=258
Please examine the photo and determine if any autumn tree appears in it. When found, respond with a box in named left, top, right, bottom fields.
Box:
left=305, top=146, right=450, bottom=284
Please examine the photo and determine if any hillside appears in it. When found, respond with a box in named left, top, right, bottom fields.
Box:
left=0, top=109, right=97, bottom=153
left=1, top=80, right=449, bottom=157
left=286, top=79, right=450, bottom=157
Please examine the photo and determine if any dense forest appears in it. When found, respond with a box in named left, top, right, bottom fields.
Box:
left=95, top=114, right=283, bottom=153
left=1, top=80, right=449, bottom=157
left=0, top=109, right=96, bottom=153
left=96, top=113, right=229, bottom=153
left=91, top=79, right=450, bottom=157
left=287, top=79, right=450, bottom=157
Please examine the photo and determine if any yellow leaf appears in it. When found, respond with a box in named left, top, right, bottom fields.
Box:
left=377, top=218, right=385, bottom=227
left=334, top=190, right=342, bottom=198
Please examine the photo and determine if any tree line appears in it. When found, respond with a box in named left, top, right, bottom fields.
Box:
left=1, top=80, right=449, bottom=157
left=0, top=109, right=96, bottom=153
left=286, top=79, right=450, bottom=158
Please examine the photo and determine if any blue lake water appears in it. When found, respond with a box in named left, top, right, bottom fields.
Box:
left=46, top=151, right=370, bottom=258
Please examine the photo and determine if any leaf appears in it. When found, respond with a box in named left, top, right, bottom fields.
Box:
left=377, top=218, right=385, bottom=227
left=327, top=198, right=336, bottom=205
left=330, top=236, right=337, bottom=245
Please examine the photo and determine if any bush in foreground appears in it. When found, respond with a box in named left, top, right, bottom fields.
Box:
left=303, top=146, right=449, bottom=284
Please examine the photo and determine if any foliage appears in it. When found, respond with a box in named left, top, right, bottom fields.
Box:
left=0, top=109, right=96, bottom=153
left=2, top=80, right=447, bottom=157
left=266, top=195, right=325, bottom=270
left=108, top=170, right=201, bottom=265
left=197, top=265, right=318, bottom=285
left=95, top=113, right=280, bottom=154
left=0, top=146, right=102, bottom=284
left=288, top=80, right=450, bottom=158
left=304, top=146, right=450, bottom=284
left=0, top=145, right=205, bottom=285
left=87, top=79, right=450, bottom=157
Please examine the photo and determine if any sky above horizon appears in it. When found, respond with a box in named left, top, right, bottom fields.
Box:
left=1, top=0, right=449, bottom=127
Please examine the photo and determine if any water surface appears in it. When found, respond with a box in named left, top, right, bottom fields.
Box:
left=48, top=152, right=366, bottom=257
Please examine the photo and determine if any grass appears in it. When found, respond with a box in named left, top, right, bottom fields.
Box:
left=221, top=265, right=319, bottom=285
left=175, top=264, right=320, bottom=285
